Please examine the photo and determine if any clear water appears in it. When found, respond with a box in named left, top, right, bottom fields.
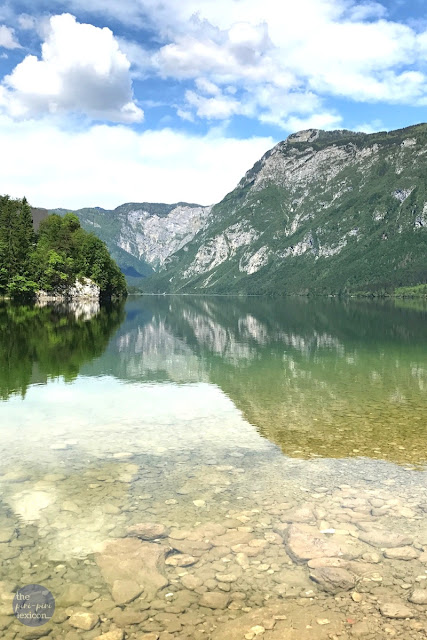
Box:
left=0, top=296, right=426, bottom=639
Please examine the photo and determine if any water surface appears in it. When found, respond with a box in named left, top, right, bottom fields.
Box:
left=0, top=296, right=426, bottom=639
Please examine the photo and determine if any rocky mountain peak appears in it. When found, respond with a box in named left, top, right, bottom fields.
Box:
left=287, top=129, right=320, bottom=144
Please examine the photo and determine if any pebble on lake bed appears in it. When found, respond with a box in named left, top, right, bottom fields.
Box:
left=68, top=611, right=99, bottom=630
left=379, top=602, right=415, bottom=619
left=93, top=631, right=125, bottom=640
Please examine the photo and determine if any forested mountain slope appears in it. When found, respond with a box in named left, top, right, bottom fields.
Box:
left=142, top=124, right=427, bottom=295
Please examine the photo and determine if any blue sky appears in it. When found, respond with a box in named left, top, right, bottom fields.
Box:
left=0, top=0, right=426, bottom=209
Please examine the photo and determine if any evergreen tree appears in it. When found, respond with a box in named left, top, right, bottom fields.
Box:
left=15, top=197, right=35, bottom=276
left=0, top=196, right=19, bottom=290
left=0, top=196, right=127, bottom=299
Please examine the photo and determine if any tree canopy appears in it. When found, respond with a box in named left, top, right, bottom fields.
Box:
left=0, top=196, right=127, bottom=298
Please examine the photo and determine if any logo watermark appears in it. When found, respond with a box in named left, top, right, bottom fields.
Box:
left=13, top=584, right=55, bottom=627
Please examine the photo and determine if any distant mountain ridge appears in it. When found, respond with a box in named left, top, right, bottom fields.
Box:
left=50, top=123, right=427, bottom=295
left=51, top=201, right=212, bottom=288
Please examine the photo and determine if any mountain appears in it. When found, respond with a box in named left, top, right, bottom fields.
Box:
left=143, top=124, right=427, bottom=295
left=53, top=123, right=427, bottom=295
left=52, top=202, right=212, bottom=289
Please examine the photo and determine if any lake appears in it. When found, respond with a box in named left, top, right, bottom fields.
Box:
left=0, top=296, right=426, bottom=639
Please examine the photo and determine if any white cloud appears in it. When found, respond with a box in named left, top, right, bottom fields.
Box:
left=153, top=22, right=279, bottom=85
left=185, top=89, right=249, bottom=120
left=0, top=115, right=275, bottom=209
left=116, top=38, right=152, bottom=79
left=353, top=118, right=384, bottom=133
left=17, top=14, right=38, bottom=31
left=2, top=0, right=427, bottom=145
left=346, top=1, right=387, bottom=21
left=0, top=25, right=21, bottom=49
left=8, top=1, right=427, bottom=130
left=109, top=0, right=427, bottom=124
left=195, top=78, right=221, bottom=95
left=1, top=13, right=143, bottom=122
left=283, top=112, right=343, bottom=132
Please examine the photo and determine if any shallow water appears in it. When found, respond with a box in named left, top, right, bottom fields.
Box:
left=0, top=296, right=426, bottom=639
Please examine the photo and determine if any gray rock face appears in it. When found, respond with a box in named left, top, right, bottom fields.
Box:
left=117, top=204, right=212, bottom=269
left=36, top=277, right=101, bottom=301
left=68, top=277, right=101, bottom=299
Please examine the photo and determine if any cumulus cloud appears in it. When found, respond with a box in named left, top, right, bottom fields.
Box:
left=0, top=25, right=21, bottom=49
left=1, top=13, right=143, bottom=122
left=185, top=89, right=249, bottom=120
left=0, top=115, right=275, bottom=208
left=97, top=0, right=427, bottom=126
left=11, top=1, right=427, bottom=129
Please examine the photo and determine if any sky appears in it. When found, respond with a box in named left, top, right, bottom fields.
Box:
left=0, top=0, right=426, bottom=209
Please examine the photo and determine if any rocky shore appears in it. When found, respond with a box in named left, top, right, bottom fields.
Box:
left=36, top=277, right=101, bottom=302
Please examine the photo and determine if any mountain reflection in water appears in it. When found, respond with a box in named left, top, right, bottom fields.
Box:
left=82, top=296, right=427, bottom=465
left=1, top=296, right=426, bottom=465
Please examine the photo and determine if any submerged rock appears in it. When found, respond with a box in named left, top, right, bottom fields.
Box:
left=93, top=631, right=124, bottom=640
left=409, top=589, right=427, bottom=605
left=379, top=602, right=415, bottom=619
left=211, top=530, right=254, bottom=547
left=211, top=603, right=345, bottom=639
left=358, top=529, right=413, bottom=549
left=281, top=504, right=316, bottom=523
left=310, top=567, right=356, bottom=593
left=111, top=579, right=143, bottom=604
left=199, top=592, right=230, bottom=609
left=95, top=538, right=168, bottom=601
left=384, top=546, right=419, bottom=560
left=180, top=574, right=203, bottom=590
left=58, top=583, right=89, bottom=606
left=0, top=528, right=14, bottom=543
left=285, top=524, right=362, bottom=563
left=126, top=522, right=169, bottom=540
left=68, top=611, right=99, bottom=630
left=165, top=553, right=197, bottom=567
left=112, top=608, right=148, bottom=626
left=168, top=538, right=211, bottom=555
